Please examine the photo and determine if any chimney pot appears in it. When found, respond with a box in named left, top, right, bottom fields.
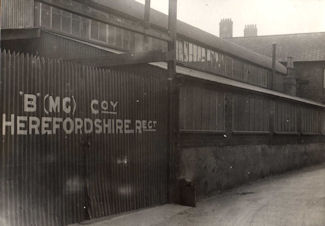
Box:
left=244, top=24, right=257, bottom=37
left=219, top=18, right=233, bottom=38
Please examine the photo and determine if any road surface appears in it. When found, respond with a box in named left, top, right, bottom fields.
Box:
left=74, top=164, right=325, bottom=226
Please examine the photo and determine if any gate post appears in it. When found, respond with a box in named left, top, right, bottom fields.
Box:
left=167, top=0, right=178, bottom=203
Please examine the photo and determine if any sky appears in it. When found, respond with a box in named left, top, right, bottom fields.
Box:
left=135, top=0, right=325, bottom=37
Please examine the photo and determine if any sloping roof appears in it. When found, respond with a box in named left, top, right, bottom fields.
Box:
left=89, top=0, right=287, bottom=74
left=227, top=32, right=325, bottom=62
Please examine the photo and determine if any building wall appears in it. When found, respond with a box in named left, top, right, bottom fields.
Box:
left=179, top=143, right=325, bottom=198
left=295, top=61, right=325, bottom=103
left=176, top=77, right=325, bottom=200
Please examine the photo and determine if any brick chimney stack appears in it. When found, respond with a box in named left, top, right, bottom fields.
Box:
left=219, top=18, right=233, bottom=38
left=244, top=24, right=257, bottom=37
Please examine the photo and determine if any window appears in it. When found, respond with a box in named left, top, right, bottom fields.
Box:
left=41, top=3, right=51, bottom=28
left=301, top=108, right=319, bottom=134
left=108, top=25, right=116, bottom=46
left=198, top=46, right=202, bottom=62
left=176, top=41, right=179, bottom=60
left=122, top=29, right=129, bottom=49
left=323, top=69, right=325, bottom=89
left=34, top=2, right=41, bottom=27
left=80, top=17, right=90, bottom=39
left=201, top=48, right=206, bottom=62
left=116, top=27, right=122, bottom=48
left=72, top=14, right=81, bottom=36
left=52, top=7, right=61, bottom=31
left=179, top=86, right=225, bottom=131
left=129, top=32, right=136, bottom=51
left=189, top=43, right=193, bottom=62
left=179, top=41, right=184, bottom=61
left=233, top=94, right=270, bottom=132
left=98, top=22, right=107, bottom=42
left=274, top=101, right=297, bottom=133
left=207, top=50, right=211, bottom=63
left=193, top=44, right=198, bottom=62
left=62, top=11, right=72, bottom=34
left=183, top=42, right=189, bottom=62
left=91, top=20, right=99, bottom=40
left=134, top=33, right=144, bottom=52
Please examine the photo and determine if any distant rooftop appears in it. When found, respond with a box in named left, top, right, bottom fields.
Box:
left=227, top=32, right=325, bottom=62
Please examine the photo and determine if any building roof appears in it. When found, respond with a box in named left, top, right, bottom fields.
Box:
left=227, top=32, right=325, bottom=62
left=88, top=0, right=287, bottom=74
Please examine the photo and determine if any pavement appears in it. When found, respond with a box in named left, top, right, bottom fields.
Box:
left=72, top=164, right=325, bottom=226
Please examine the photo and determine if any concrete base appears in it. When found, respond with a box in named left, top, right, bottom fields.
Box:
left=178, top=143, right=325, bottom=198
left=69, top=204, right=190, bottom=226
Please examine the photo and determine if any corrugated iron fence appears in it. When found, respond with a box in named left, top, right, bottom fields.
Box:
left=0, top=0, right=34, bottom=29
left=0, top=50, right=168, bottom=225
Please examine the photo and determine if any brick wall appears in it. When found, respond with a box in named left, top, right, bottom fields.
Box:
left=178, top=143, right=325, bottom=199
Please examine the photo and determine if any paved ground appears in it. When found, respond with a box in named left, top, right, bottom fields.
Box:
left=75, top=164, right=325, bottom=226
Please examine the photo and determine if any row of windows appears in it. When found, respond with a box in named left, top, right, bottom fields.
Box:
left=176, top=40, right=270, bottom=89
left=180, top=87, right=321, bottom=134
left=35, top=2, right=167, bottom=52
left=35, top=2, right=284, bottom=92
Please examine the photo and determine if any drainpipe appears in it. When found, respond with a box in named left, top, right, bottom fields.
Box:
left=271, top=43, right=276, bottom=90
left=284, top=56, right=297, bottom=96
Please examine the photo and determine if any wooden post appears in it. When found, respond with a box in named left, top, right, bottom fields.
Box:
left=144, top=0, right=151, bottom=27
left=271, top=43, right=276, bottom=90
left=144, top=0, right=151, bottom=51
left=271, top=43, right=276, bottom=89
left=167, top=0, right=178, bottom=203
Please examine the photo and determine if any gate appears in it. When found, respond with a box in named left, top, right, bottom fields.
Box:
left=0, top=50, right=168, bottom=225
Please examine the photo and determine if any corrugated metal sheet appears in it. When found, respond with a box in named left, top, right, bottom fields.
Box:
left=0, top=50, right=168, bottom=225
left=1, top=0, right=34, bottom=29
left=38, top=32, right=114, bottom=60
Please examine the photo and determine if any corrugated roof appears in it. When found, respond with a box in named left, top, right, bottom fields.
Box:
left=228, top=32, right=325, bottom=62
left=89, top=0, right=287, bottom=74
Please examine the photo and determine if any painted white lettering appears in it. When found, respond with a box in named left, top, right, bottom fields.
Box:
left=53, top=118, right=63, bottom=134
left=101, top=101, right=109, bottom=111
left=135, top=120, right=142, bottom=134
left=2, top=114, right=15, bottom=135
left=62, top=97, right=71, bottom=114
left=103, top=119, right=112, bottom=134
left=63, top=118, right=74, bottom=134
left=116, top=119, right=123, bottom=134
left=110, top=101, right=118, bottom=111
left=124, top=119, right=134, bottom=134
left=142, top=120, right=147, bottom=130
left=49, top=96, right=60, bottom=113
left=148, top=121, right=153, bottom=129
left=91, top=100, right=99, bottom=115
left=111, top=119, right=115, bottom=134
left=41, top=117, right=52, bottom=135
left=94, top=119, right=102, bottom=134
left=29, top=117, right=40, bottom=135
left=17, top=116, right=28, bottom=135
left=24, top=94, right=36, bottom=112
left=84, top=118, right=93, bottom=134
left=75, top=118, right=83, bottom=134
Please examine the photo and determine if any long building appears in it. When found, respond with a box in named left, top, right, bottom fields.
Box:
left=1, top=0, right=325, bottom=225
